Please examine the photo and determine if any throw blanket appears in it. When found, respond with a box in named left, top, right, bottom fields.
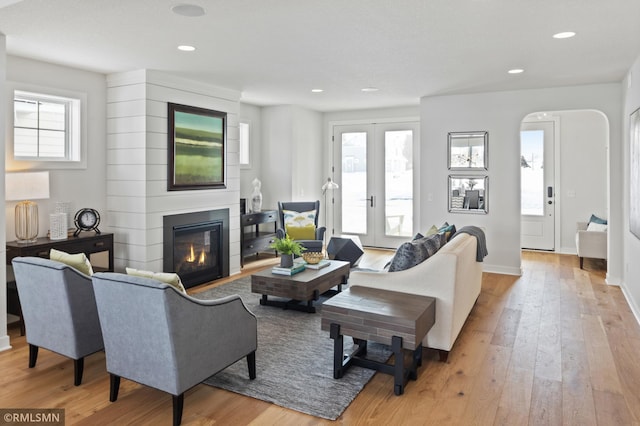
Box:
left=452, top=226, right=488, bottom=262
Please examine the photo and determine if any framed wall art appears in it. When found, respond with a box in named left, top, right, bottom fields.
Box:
left=448, top=131, right=488, bottom=170
left=168, top=103, right=226, bottom=191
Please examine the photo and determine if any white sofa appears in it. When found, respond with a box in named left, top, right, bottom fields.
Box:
left=348, top=233, right=482, bottom=361
left=575, top=221, right=607, bottom=269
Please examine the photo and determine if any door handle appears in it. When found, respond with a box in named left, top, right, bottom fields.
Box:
left=369, top=195, right=374, bottom=207
left=547, top=186, right=553, bottom=197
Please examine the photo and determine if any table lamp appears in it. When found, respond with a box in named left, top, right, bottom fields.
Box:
left=5, top=171, right=50, bottom=243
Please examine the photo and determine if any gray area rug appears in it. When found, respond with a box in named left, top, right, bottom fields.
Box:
left=193, top=276, right=391, bottom=420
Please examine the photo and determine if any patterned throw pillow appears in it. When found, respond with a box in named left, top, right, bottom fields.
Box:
left=388, top=233, right=443, bottom=272
left=283, top=209, right=317, bottom=239
left=438, top=222, right=457, bottom=242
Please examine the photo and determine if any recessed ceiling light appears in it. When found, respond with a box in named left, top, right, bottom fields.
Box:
left=508, top=69, right=524, bottom=74
left=311, top=89, right=324, bottom=93
left=553, top=31, right=576, bottom=39
left=361, top=87, right=379, bottom=92
left=171, top=4, right=206, bottom=17
left=177, top=45, right=196, bottom=52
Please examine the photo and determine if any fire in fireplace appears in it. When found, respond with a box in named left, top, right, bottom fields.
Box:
left=163, top=209, right=229, bottom=289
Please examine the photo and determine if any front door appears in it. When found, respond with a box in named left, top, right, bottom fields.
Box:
left=332, top=122, right=418, bottom=248
left=520, top=121, right=555, bottom=250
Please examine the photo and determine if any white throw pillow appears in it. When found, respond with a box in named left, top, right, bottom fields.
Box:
left=586, top=222, right=607, bottom=232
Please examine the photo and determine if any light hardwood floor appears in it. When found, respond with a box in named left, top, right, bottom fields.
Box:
left=1, top=251, right=638, bottom=425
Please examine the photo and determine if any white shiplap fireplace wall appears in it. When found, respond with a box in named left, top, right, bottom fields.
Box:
left=106, top=70, right=241, bottom=276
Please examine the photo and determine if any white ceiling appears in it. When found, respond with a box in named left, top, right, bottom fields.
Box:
left=1, top=0, right=640, bottom=112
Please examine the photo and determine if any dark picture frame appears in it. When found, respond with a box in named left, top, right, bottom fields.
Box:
left=168, top=102, right=226, bottom=191
left=630, top=107, right=640, bottom=239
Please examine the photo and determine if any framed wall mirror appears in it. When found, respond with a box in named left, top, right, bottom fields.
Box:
left=448, top=131, right=488, bottom=170
left=448, top=175, right=488, bottom=214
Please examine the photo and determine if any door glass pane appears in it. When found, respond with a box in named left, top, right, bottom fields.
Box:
left=385, top=130, right=413, bottom=237
left=521, top=130, right=544, bottom=216
left=341, top=132, right=367, bottom=234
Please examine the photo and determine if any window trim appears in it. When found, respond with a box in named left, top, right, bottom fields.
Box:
left=239, top=119, right=251, bottom=169
left=7, top=82, right=87, bottom=170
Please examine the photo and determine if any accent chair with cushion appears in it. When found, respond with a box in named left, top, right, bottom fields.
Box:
left=576, top=219, right=608, bottom=269
left=91, top=272, right=258, bottom=426
left=277, top=200, right=326, bottom=253
left=11, top=256, right=104, bottom=386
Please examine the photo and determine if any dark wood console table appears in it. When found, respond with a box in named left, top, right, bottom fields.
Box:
left=240, top=210, right=277, bottom=267
left=6, top=232, right=114, bottom=336
left=6, top=232, right=114, bottom=272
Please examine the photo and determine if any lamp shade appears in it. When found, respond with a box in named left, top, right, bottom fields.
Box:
left=5, top=171, right=50, bottom=201
left=321, top=177, right=339, bottom=194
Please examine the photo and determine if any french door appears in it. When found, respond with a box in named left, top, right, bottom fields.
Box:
left=332, top=121, right=418, bottom=248
left=520, top=120, right=555, bottom=250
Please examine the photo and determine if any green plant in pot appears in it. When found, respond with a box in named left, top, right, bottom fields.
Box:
left=270, top=234, right=306, bottom=268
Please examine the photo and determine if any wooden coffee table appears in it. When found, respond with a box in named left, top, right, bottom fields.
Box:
left=321, top=286, right=436, bottom=395
left=250, top=260, right=350, bottom=313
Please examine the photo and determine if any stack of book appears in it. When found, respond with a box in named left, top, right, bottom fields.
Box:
left=304, top=259, right=331, bottom=270
left=272, top=261, right=306, bottom=276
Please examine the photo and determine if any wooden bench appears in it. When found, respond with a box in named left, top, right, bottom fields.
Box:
left=321, top=286, right=435, bottom=395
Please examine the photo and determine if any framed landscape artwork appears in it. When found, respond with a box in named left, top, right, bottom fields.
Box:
left=631, top=107, right=640, bottom=239
left=168, top=103, right=226, bottom=191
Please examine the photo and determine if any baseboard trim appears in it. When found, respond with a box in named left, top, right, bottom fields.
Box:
left=0, top=335, right=12, bottom=352
left=482, top=264, right=522, bottom=276
left=620, top=282, right=640, bottom=328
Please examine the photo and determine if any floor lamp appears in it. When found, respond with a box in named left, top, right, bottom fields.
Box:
left=321, top=177, right=339, bottom=255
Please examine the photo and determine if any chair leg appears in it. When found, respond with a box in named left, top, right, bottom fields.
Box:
left=28, top=344, right=38, bottom=368
left=173, top=393, right=184, bottom=426
left=579, top=257, right=584, bottom=269
left=73, top=358, right=85, bottom=386
left=247, top=351, right=256, bottom=380
left=109, top=374, right=121, bottom=402
left=438, top=349, right=450, bottom=363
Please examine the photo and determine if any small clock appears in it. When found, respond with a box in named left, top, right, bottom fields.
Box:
left=73, top=208, right=101, bottom=237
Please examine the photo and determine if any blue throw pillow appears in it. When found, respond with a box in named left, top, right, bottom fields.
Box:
left=589, top=214, right=607, bottom=225
left=388, top=234, right=443, bottom=272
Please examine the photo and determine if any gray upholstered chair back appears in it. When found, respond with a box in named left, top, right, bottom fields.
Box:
left=276, top=200, right=326, bottom=253
left=91, top=272, right=257, bottom=396
left=11, top=256, right=104, bottom=360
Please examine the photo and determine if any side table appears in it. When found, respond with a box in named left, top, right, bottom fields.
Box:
left=240, top=210, right=278, bottom=267
left=321, top=286, right=436, bottom=395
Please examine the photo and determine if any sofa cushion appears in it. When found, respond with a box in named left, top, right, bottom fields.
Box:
left=125, top=267, right=187, bottom=294
left=49, top=248, right=94, bottom=276
left=388, top=233, right=443, bottom=272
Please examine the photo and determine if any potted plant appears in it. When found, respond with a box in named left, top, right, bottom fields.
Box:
left=270, top=234, right=306, bottom=268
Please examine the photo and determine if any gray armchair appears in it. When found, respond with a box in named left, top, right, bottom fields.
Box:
left=11, top=257, right=104, bottom=386
left=91, top=272, right=257, bottom=426
left=277, top=200, right=326, bottom=253
left=576, top=221, right=608, bottom=269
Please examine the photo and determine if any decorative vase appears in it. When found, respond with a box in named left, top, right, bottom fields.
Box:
left=280, top=254, right=294, bottom=268
left=251, top=178, right=262, bottom=212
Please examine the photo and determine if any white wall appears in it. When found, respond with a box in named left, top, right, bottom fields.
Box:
left=0, top=33, right=10, bottom=351
left=421, top=84, right=622, bottom=277
left=622, top=54, right=640, bottom=321
left=4, top=56, right=107, bottom=240
left=106, top=70, right=242, bottom=274
left=260, top=105, right=323, bottom=211
left=239, top=103, right=263, bottom=204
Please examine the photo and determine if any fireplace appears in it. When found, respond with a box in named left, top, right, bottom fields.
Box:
left=163, top=209, right=229, bottom=289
